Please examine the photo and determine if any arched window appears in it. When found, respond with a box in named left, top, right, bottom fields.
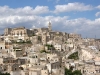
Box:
left=15, top=68, right=16, bottom=71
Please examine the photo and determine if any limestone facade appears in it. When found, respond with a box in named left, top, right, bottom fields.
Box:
left=4, top=26, right=33, bottom=41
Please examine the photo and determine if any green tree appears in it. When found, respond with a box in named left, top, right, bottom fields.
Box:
left=65, top=68, right=73, bottom=75
left=40, top=50, right=46, bottom=53
left=72, top=70, right=82, bottom=75
left=65, top=68, right=82, bottom=75
left=45, top=44, right=55, bottom=50
left=0, top=72, right=10, bottom=75
left=68, top=52, right=79, bottom=60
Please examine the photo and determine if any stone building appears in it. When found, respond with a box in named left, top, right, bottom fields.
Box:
left=42, top=32, right=47, bottom=45
left=68, top=33, right=81, bottom=39
left=4, top=28, right=12, bottom=36
left=0, top=38, right=5, bottom=50
left=4, top=26, right=33, bottom=41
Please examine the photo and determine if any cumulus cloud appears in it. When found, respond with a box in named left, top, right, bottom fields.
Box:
left=94, top=5, right=100, bottom=17
left=0, top=5, right=49, bottom=16
left=96, top=5, right=100, bottom=9
left=54, top=2, right=93, bottom=13
left=95, top=12, right=100, bottom=17
left=0, top=14, right=100, bottom=38
left=0, top=5, right=100, bottom=38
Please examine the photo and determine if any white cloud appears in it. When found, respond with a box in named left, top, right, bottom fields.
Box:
left=96, top=5, right=100, bottom=9
left=54, top=2, right=93, bottom=13
left=0, top=5, right=100, bottom=38
left=0, top=14, right=100, bottom=38
left=0, top=5, right=49, bottom=16
left=95, top=12, right=100, bottom=17
left=94, top=5, right=100, bottom=17
left=33, top=6, right=49, bottom=14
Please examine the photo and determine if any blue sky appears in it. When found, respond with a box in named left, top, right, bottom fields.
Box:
left=0, top=0, right=100, bottom=38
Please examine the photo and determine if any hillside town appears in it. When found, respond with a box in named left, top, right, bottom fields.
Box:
left=0, top=22, right=100, bottom=75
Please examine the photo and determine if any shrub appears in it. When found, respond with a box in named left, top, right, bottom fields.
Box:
left=68, top=52, right=79, bottom=60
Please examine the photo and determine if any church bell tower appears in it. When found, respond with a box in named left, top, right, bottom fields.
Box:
left=48, top=22, right=52, bottom=31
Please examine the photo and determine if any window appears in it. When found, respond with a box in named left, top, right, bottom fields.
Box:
left=48, top=57, right=49, bottom=59
left=15, top=68, right=16, bottom=70
left=20, top=31, right=22, bottom=36
left=21, top=62, right=23, bottom=64
left=0, top=47, right=2, bottom=49
left=4, top=68, right=6, bottom=71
